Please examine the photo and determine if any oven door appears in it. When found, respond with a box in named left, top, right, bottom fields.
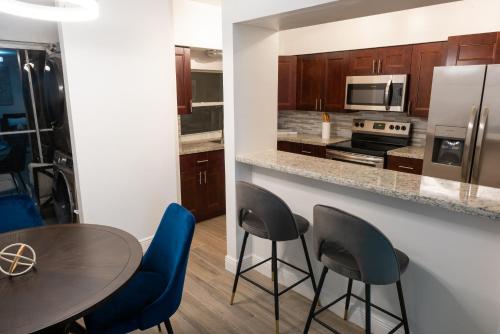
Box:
left=345, top=75, right=407, bottom=112
left=326, top=149, right=385, bottom=168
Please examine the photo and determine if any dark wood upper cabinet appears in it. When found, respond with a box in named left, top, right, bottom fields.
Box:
left=278, top=56, right=297, bottom=110
left=324, top=51, right=350, bottom=112
left=378, top=45, right=413, bottom=74
left=175, top=46, right=192, bottom=115
left=349, top=49, right=379, bottom=75
left=349, top=46, right=412, bottom=75
left=296, top=54, right=326, bottom=111
left=446, top=32, right=500, bottom=66
left=408, top=42, right=446, bottom=118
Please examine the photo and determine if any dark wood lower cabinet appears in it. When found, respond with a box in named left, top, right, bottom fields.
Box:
left=386, top=155, right=423, bottom=175
left=180, top=150, right=225, bottom=222
left=277, top=141, right=326, bottom=158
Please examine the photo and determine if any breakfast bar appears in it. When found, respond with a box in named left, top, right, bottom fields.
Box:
left=235, top=149, right=500, bottom=334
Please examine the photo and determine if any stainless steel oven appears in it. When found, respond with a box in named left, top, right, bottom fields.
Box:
left=326, top=150, right=385, bottom=168
left=326, top=119, right=412, bottom=169
left=345, top=74, right=407, bottom=112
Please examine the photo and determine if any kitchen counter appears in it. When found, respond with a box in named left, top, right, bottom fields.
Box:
left=388, top=146, right=425, bottom=160
left=277, top=133, right=348, bottom=146
left=180, top=141, right=224, bottom=155
left=236, top=149, right=500, bottom=220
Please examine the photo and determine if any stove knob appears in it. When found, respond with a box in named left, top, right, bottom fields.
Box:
left=402, top=126, right=407, bottom=131
left=395, top=125, right=401, bottom=130
left=360, top=123, right=365, bottom=128
left=389, top=125, right=395, bottom=130
left=355, top=122, right=360, bottom=127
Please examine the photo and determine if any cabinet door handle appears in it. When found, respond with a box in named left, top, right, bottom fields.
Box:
left=372, top=59, right=376, bottom=74
left=197, top=159, right=208, bottom=164
left=302, top=150, right=312, bottom=154
left=378, top=59, right=382, bottom=74
left=319, top=98, right=323, bottom=111
left=204, top=170, right=207, bottom=184
left=407, top=100, right=412, bottom=117
left=190, top=99, right=193, bottom=113
left=198, top=171, right=202, bottom=185
left=315, top=98, right=318, bottom=111
left=398, top=165, right=414, bottom=170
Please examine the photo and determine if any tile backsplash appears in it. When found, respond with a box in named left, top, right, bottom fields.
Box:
left=278, top=110, right=428, bottom=147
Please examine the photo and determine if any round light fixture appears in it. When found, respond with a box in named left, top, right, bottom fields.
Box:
left=0, top=0, right=99, bottom=22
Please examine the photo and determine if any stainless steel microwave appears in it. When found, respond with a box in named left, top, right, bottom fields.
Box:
left=344, top=74, right=407, bottom=112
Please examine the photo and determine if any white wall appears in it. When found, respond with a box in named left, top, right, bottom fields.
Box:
left=59, top=0, right=179, bottom=241
left=280, top=0, right=500, bottom=55
left=173, top=0, right=222, bottom=49
left=221, top=0, right=334, bottom=264
left=0, top=14, right=58, bottom=44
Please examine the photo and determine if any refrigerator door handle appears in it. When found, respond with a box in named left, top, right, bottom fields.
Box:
left=471, top=107, right=489, bottom=184
left=462, top=105, right=479, bottom=182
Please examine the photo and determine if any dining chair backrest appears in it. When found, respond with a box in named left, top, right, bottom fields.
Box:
left=0, top=195, right=43, bottom=233
left=236, top=181, right=299, bottom=241
left=139, top=203, right=196, bottom=328
left=313, top=204, right=400, bottom=285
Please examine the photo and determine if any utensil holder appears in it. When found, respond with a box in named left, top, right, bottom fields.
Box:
left=322, top=122, right=331, bottom=139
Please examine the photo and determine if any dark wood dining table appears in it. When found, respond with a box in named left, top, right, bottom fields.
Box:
left=0, top=224, right=143, bottom=334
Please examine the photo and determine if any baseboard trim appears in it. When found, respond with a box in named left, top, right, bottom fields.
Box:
left=225, top=253, right=402, bottom=334
left=139, top=235, right=153, bottom=253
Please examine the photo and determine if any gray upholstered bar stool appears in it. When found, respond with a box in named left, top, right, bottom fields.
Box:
left=304, top=205, right=410, bottom=334
left=230, top=181, right=317, bottom=334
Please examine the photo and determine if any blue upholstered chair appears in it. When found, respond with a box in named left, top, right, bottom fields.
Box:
left=84, top=203, right=196, bottom=334
left=0, top=195, right=43, bottom=233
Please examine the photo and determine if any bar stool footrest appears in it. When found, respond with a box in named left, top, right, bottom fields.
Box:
left=239, top=257, right=312, bottom=297
left=312, top=292, right=404, bottom=334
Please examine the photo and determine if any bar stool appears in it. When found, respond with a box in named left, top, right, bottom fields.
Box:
left=230, top=181, right=317, bottom=334
left=304, top=205, right=410, bottom=334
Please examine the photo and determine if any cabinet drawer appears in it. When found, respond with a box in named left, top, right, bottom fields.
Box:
left=180, top=152, right=208, bottom=172
left=180, top=149, right=224, bottom=173
left=387, top=156, right=423, bottom=175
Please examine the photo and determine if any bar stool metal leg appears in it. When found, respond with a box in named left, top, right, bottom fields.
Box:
left=300, top=234, right=317, bottom=293
left=365, top=284, right=371, bottom=334
left=303, top=266, right=328, bottom=334
left=230, top=232, right=249, bottom=305
left=272, top=241, right=279, bottom=334
left=396, top=281, right=410, bottom=334
left=344, top=278, right=353, bottom=320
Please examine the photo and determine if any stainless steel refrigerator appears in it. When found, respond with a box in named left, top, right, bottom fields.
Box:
left=423, top=64, right=500, bottom=187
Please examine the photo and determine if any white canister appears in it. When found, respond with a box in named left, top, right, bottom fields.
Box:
left=322, top=122, right=331, bottom=139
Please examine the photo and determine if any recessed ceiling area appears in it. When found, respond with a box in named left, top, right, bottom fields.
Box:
left=241, top=0, right=460, bottom=31
left=190, top=0, right=221, bottom=5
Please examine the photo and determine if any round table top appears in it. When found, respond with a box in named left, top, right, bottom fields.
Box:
left=0, top=224, right=143, bottom=334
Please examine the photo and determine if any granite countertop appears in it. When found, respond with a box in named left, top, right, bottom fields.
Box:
left=388, top=146, right=425, bottom=160
left=236, top=149, right=500, bottom=220
left=180, top=141, right=224, bottom=155
left=277, top=133, right=348, bottom=146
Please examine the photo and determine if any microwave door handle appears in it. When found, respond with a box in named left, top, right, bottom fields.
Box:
left=461, top=105, right=479, bottom=182
left=471, top=107, right=489, bottom=184
left=384, top=79, right=392, bottom=111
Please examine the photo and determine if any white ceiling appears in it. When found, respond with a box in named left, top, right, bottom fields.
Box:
left=242, top=0, right=460, bottom=31
left=190, top=0, right=221, bottom=6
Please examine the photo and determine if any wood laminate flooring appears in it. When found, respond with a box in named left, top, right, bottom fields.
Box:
left=136, top=215, right=363, bottom=334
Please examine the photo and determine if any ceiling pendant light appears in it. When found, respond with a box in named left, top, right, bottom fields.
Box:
left=0, top=0, right=99, bottom=22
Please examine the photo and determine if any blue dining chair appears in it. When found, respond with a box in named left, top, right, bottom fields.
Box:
left=0, top=195, right=44, bottom=233
left=84, top=203, right=196, bottom=334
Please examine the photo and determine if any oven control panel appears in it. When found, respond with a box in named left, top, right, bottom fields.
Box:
left=352, top=119, right=411, bottom=137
